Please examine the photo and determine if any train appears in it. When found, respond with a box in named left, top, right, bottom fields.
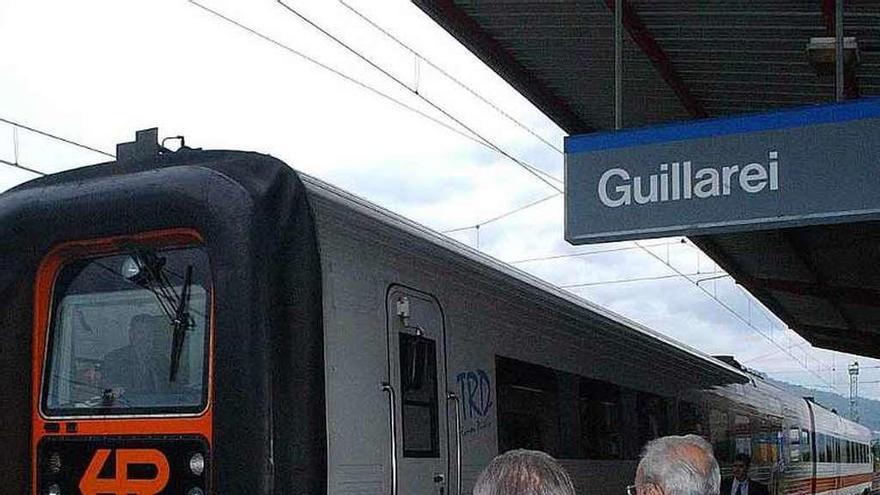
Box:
left=0, top=128, right=872, bottom=495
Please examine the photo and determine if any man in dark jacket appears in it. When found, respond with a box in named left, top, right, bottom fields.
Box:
left=721, top=453, right=769, bottom=495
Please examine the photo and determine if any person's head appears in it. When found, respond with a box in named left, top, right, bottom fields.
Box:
left=633, top=435, right=720, bottom=495
left=129, top=314, right=154, bottom=349
left=473, top=449, right=576, bottom=495
left=731, top=453, right=751, bottom=482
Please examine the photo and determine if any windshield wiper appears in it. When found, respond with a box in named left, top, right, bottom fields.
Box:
left=169, top=265, right=193, bottom=382
left=127, top=248, right=194, bottom=383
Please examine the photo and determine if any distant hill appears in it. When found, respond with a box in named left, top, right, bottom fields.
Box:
left=764, top=376, right=880, bottom=432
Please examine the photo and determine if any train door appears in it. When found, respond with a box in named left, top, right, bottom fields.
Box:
left=384, top=286, right=449, bottom=495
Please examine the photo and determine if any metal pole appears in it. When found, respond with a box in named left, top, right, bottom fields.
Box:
left=849, top=361, right=859, bottom=422
left=836, top=0, right=844, bottom=102
left=614, top=0, right=623, bottom=129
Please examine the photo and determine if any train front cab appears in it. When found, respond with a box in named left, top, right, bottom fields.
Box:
left=32, top=230, right=214, bottom=495
left=0, top=130, right=327, bottom=494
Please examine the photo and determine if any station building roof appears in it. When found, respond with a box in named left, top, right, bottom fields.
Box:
left=415, top=0, right=880, bottom=357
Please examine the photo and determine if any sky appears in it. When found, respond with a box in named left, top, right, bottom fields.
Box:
left=2, top=0, right=878, bottom=402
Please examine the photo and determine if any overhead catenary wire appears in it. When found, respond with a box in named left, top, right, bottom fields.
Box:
left=191, top=0, right=561, bottom=191
left=740, top=342, right=810, bottom=364
left=188, top=0, right=497, bottom=154
left=337, top=0, right=564, bottom=156
left=190, top=1, right=566, bottom=237
left=633, top=241, right=838, bottom=392
left=0, top=117, right=115, bottom=158
left=560, top=272, right=703, bottom=289
left=442, top=192, right=560, bottom=234
left=0, top=158, right=46, bottom=176
left=275, top=0, right=563, bottom=192
left=507, top=239, right=680, bottom=264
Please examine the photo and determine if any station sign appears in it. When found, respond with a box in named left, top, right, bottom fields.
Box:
left=564, top=99, right=880, bottom=244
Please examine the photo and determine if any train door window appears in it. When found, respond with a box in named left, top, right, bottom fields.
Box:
left=818, top=434, right=827, bottom=462
left=579, top=377, right=622, bottom=460
left=789, top=428, right=801, bottom=462
left=399, top=333, right=439, bottom=457
left=801, top=430, right=811, bottom=463
left=496, top=357, right=560, bottom=456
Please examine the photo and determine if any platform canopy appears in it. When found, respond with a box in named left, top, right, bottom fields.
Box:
left=415, top=1, right=880, bottom=357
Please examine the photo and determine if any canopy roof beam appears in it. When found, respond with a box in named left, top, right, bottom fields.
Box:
left=602, top=0, right=708, bottom=119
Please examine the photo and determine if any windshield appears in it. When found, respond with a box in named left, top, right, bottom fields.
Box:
left=42, top=246, right=211, bottom=416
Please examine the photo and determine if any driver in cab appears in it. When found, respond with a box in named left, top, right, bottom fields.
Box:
left=101, top=314, right=172, bottom=397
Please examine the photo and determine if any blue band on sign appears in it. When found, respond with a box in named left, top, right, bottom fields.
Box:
left=564, top=98, right=880, bottom=154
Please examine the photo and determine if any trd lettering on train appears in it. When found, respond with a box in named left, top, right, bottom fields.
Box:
left=456, top=369, right=492, bottom=419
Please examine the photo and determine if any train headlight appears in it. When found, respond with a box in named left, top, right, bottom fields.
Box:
left=189, top=453, right=205, bottom=476
left=45, top=483, right=61, bottom=495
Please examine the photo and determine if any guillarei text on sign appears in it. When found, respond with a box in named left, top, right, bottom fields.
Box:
left=564, top=100, right=880, bottom=244
left=598, top=151, right=779, bottom=208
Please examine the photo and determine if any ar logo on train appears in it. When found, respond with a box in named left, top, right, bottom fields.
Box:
left=79, top=448, right=170, bottom=495
left=455, top=369, right=493, bottom=419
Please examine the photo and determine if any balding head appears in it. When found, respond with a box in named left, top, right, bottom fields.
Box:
left=635, top=435, right=720, bottom=495
left=473, top=449, right=576, bottom=495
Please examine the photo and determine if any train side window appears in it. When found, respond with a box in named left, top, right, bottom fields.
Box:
left=801, top=430, right=811, bottom=463
left=828, top=436, right=833, bottom=462
left=496, top=357, right=561, bottom=457
left=822, top=433, right=834, bottom=462
left=579, top=377, right=622, bottom=460
left=788, top=427, right=801, bottom=462
left=818, top=434, right=828, bottom=462
left=637, top=392, right=671, bottom=447
left=399, top=333, right=439, bottom=458
left=709, top=408, right=733, bottom=464
left=678, top=400, right=706, bottom=437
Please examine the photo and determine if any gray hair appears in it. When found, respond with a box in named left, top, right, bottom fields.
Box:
left=473, top=449, right=576, bottom=495
left=637, top=435, right=720, bottom=495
